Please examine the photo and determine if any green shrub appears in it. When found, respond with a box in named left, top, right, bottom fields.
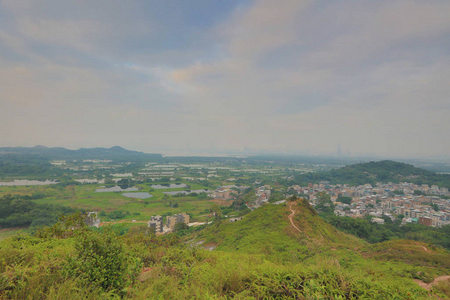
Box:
left=64, top=228, right=142, bottom=294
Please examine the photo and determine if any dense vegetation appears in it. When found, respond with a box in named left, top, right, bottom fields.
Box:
left=1, top=151, right=449, bottom=298
left=325, top=215, right=450, bottom=249
left=0, top=194, right=74, bottom=228
left=291, top=160, right=450, bottom=188
left=0, top=199, right=448, bottom=299
left=0, top=154, right=64, bottom=178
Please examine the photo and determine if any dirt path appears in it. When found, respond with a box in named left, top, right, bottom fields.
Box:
left=420, top=245, right=431, bottom=253
left=414, top=275, right=450, bottom=291
left=289, top=202, right=302, bottom=233
left=100, top=220, right=148, bottom=226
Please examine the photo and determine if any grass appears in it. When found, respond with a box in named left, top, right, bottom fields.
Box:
left=1, top=198, right=449, bottom=299
left=0, top=182, right=221, bottom=223
left=189, top=198, right=450, bottom=298
left=361, top=239, right=450, bottom=270
left=0, top=227, right=27, bottom=241
left=197, top=199, right=365, bottom=262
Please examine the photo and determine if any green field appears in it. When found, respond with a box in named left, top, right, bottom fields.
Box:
left=0, top=182, right=221, bottom=223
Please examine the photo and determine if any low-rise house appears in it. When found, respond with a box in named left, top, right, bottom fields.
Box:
left=371, top=217, right=385, bottom=224
left=86, top=212, right=100, bottom=228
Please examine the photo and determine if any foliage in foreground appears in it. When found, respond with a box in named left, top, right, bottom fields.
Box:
left=64, top=228, right=142, bottom=294
left=0, top=203, right=449, bottom=299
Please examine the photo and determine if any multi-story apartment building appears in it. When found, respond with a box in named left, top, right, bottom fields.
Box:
left=148, top=215, right=163, bottom=232
left=166, top=213, right=190, bottom=228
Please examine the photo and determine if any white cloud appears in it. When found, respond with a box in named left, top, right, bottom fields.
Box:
left=0, top=0, right=449, bottom=158
left=162, top=0, right=450, bottom=157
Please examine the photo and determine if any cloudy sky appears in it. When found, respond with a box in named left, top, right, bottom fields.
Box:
left=1, top=0, right=449, bottom=158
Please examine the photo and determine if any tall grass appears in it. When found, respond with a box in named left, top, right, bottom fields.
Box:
left=0, top=203, right=449, bottom=299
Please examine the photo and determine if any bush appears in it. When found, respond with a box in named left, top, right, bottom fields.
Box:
left=64, top=228, right=141, bottom=294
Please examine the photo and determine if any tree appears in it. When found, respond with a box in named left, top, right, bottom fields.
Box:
left=198, top=192, right=208, bottom=200
left=174, top=222, right=189, bottom=232
left=336, top=196, right=352, bottom=205
left=430, top=203, right=439, bottom=211
left=65, top=228, right=141, bottom=293
left=117, top=178, right=133, bottom=189
left=243, top=188, right=256, bottom=203
left=210, top=204, right=222, bottom=220
left=269, top=190, right=285, bottom=203
left=315, top=191, right=334, bottom=214
left=317, top=191, right=332, bottom=206
left=104, top=177, right=115, bottom=186
left=414, top=190, right=424, bottom=196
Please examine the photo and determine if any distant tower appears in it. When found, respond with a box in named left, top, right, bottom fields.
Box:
left=337, top=143, right=342, bottom=156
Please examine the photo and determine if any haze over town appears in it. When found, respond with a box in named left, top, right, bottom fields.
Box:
left=1, top=0, right=449, bottom=159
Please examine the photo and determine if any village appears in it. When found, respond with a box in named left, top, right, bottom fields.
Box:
left=142, top=180, right=450, bottom=235
left=290, top=181, right=450, bottom=227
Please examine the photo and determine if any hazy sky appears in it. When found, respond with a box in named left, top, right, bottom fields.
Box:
left=1, top=0, right=449, bottom=158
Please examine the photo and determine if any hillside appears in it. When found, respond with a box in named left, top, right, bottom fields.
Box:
left=197, top=198, right=364, bottom=260
left=190, top=198, right=450, bottom=297
left=295, top=160, right=450, bottom=188
left=0, top=199, right=449, bottom=298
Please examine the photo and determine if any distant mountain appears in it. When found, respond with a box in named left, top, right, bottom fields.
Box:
left=0, top=146, right=162, bottom=161
left=295, top=160, right=450, bottom=188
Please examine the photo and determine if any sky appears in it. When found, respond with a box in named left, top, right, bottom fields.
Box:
left=1, top=0, right=449, bottom=158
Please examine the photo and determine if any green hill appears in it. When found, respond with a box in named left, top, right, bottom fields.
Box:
left=295, top=160, right=450, bottom=188
left=0, top=199, right=449, bottom=299
left=197, top=198, right=364, bottom=261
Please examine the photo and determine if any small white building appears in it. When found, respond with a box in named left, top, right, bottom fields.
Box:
left=371, top=217, right=385, bottom=225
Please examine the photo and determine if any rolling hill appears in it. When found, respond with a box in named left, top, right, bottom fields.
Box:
left=295, top=160, right=450, bottom=188
left=0, top=197, right=449, bottom=298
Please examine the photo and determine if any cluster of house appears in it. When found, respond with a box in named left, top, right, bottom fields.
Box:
left=147, top=213, right=190, bottom=233
left=209, top=186, right=237, bottom=200
left=256, top=185, right=271, bottom=202
left=249, top=185, right=272, bottom=209
left=290, top=182, right=450, bottom=228
left=207, top=184, right=273, bottom=210
left=209, top=185, right=250, bottom=200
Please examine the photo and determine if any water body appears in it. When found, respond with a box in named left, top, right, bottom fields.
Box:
left=164, top=189, right=212, bottom=196
left=151, top=183, right=187, bottom=189
left=75, top=179, right=105, bottom=184
left=122, top=192, right=153, bottom=199
left=0, top=180, right=58, bottom=186
left=95, top=186, right=139, bottom=192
